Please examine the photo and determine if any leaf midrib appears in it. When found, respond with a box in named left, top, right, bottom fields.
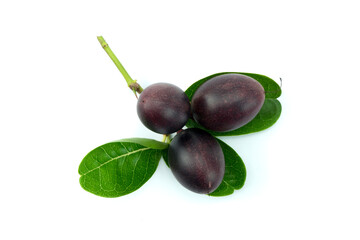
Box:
left=80, top=147, right=151, bottom=176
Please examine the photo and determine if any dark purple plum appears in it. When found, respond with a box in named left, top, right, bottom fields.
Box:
left=137, top=83, right=191, bottom=134
left=168, top=128, right=225, bottom=194
left=191, top=73, right=265, bottom=132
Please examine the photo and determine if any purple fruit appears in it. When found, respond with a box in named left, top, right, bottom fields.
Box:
left=137, top=83, right=191, bottom=134
left=191, top=73, right=265, bottom=132
left=168, top=128, right=225, bottom=194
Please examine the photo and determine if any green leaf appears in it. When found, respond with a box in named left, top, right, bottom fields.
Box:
left=185, top=72, right=281, bottom=100
left=186, top=98, right=282, bottom=136
left=78, top=139, right=165, bottom=198
left=162, top=149, right=169, bottom=167
left=209, top=138, right=246, bottom=197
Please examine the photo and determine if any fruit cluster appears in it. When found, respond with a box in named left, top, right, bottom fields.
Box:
left=137, top=73, right=265, bottom=194
left=78, top=36, right=281, bottom=198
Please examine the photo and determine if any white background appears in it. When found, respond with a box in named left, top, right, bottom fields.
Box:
left=1, top=0, right=359, bottom=239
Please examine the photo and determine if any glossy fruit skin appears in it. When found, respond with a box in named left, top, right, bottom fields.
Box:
left=191, top=73, right=265, bottom=132
left=137, top=83, right=191, bottom=134
left=168, top=128, right=225, bottom=194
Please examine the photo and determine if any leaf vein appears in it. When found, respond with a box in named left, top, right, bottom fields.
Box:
left=100, top=146, right=113, bottom=159
left=135, top=151, right=151, bottom=190
left=81, top=147, right=150, bottom=176
left=122, top=150, right=142, bottom=193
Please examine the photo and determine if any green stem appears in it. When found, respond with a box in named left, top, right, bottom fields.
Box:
left=97, top=36, right=143, bottom=94
left=165, top=135, right=171, bottom=144
left=162, top=135, right=171, bottom=143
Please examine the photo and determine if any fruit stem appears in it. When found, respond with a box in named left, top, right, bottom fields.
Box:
left=97, top=36, right=143, bottom=94
left=162, top=135, right=171, bottom=143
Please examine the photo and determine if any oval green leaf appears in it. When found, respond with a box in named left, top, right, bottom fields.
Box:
left=186, top=98, right=281, bottom=136
left=185, top=72, right=281, bottom=100
left=78, top=139, right=165, bottom=198
left=209, top=138, right=246, bottom=197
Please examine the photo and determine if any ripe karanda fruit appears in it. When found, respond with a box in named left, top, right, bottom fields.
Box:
left=191, top=73, right=265, bottom=132
left=168, top=128, right=225, bottom=194
left=137, top=83, right=191, bottom=134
